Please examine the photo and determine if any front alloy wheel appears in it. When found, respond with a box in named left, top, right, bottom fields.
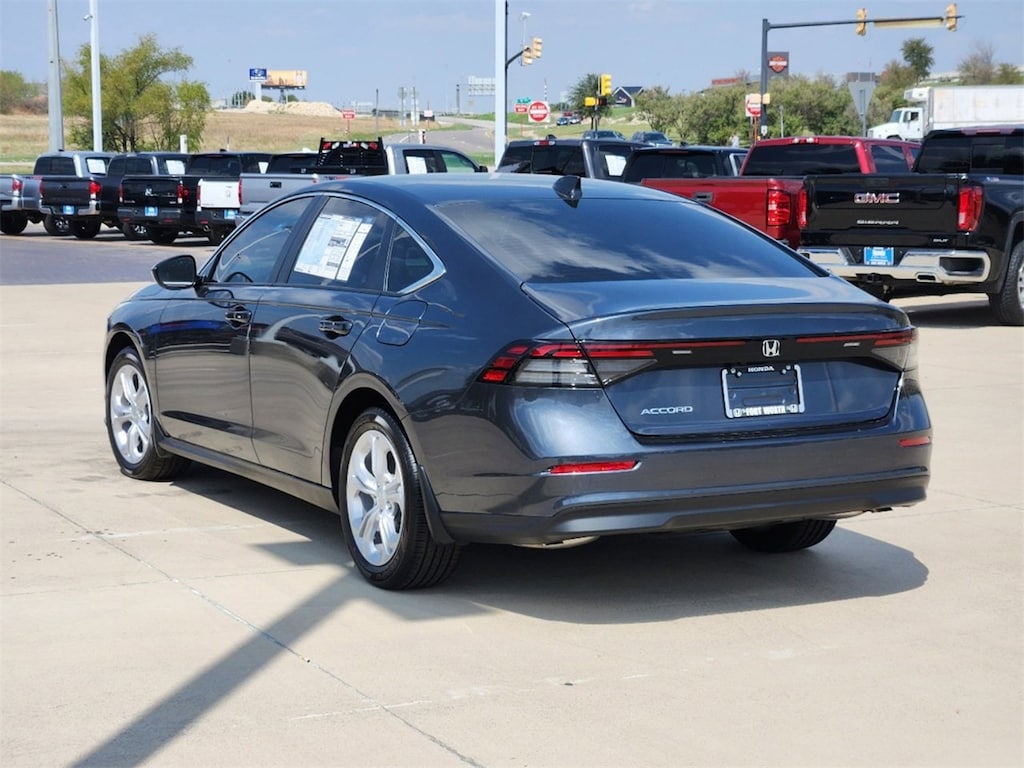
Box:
left=106, top=347, right=189, bottom=481
left=339, top=408, right=459, bottom=589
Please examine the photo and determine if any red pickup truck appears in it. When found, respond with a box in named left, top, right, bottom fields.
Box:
left=638, top=136, right=918, bottom=248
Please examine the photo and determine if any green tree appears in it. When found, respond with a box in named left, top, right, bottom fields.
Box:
left=568, top=74, right=611, bottom=127
left=0, top=70, right=40, bottom=114
left=63, top=34, right=210, bottom=152
left=634, top=85, right=676, bottom=133
left=866, top=59, right=916, bottom=129
left=901, top=38, right=934, bottom=81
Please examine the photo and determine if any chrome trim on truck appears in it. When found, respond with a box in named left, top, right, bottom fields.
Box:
left=799, top=247, right=992, bottom=286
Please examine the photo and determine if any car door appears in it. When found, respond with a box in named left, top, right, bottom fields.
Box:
left=248, top=195, right=391, bottom=482
left=151, top=196, right=314, bottom=462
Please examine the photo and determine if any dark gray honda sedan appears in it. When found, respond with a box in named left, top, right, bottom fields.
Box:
left=104, top=174, right=931, bottom=589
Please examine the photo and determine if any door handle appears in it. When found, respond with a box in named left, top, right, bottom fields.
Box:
left=225, top=307, right=251, bottom=326
left=319, top=317, right=353, bottom=337
left=692, top=192, right=713, bottom=204
left=270, top=181, right=282, bottom=188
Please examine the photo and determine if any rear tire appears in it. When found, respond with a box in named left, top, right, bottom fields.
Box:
left=71, top=219, right=102, bottom=239
left=43, top=214, right=70, bottom=236
left=730, top=519, right=837, bottom=552
left=105, top=347, right=190, bottom=481
left=988, top=242, right=1023, bottom=326
left=121, top=222, right=147, bottom=241
left=1, top=212, right=28, bottom=234
left=147, top=226, right=178, bottom=245
left=207, top=228, right=227, bottom=246
left=339, top=407, right=460, bottom=589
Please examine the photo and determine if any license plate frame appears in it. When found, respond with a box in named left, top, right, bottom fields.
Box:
left=722, top=364, right=805, bottom=419
left=864, top=246, right=894, bottom=266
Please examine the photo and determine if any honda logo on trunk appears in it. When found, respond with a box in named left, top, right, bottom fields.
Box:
left=762, top=339, right=781, bottom=358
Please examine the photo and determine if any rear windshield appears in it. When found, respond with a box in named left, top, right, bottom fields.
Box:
left=742, top=144, right=861, bottom=176
left=499, top=143, right=635, bottom=179
left=914, top=132, right=1023, bottom=175
left=624, top=152, right=723, bottom=182
left=432, top=197, right=815, bottom=283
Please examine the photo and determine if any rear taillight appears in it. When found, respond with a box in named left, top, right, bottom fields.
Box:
left=118, top=182, right=124, bottom=204
left=547, top=460, right=639, bottom=475
left=88, top=179, right=101, bottom=199
left=12, top=178, right=23, bottom=195
left=797, top=188, right=808, bottom=229
left=177, top=182, right=185, bottom=204
left=957, top=184, right=982, bottom=232
left=797, top=328, right=918, bottom=371
left=766, top=188, right=791, bottom=227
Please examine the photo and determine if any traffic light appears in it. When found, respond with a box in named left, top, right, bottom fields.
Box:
left=599, top=73, right=612, bottom=96
left=597, top=96, right=608, bottom=107
left=532, top=37, right=543, bottom=59
left=856, top=8, right=867, bottom=36
left=945, top=3, right=957, bottom=30
left=522, top=46, right=532, bottom=65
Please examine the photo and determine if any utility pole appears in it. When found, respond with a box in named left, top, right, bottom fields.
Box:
left=46, top=0, right=64, bottom=151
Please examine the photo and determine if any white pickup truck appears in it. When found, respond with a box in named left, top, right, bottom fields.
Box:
left=237, top=138, right=487, bottom=221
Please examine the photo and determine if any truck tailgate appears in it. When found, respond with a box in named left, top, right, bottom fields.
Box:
left=801, top=173, right=963, bottom=245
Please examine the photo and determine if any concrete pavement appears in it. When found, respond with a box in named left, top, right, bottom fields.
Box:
left=1, top=282, right=1021, bottom=767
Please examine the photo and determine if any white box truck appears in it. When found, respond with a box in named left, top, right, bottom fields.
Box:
left=868, top=84, right=1024, bottom=141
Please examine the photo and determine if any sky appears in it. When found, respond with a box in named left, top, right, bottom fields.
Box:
left=1, top=0, right=1022, bottom=114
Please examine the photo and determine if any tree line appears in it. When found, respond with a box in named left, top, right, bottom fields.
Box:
left=0, top=35, right=1020, bottom=152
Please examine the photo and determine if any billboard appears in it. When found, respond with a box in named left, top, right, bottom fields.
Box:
left=264, top=70, right=308, bottom=89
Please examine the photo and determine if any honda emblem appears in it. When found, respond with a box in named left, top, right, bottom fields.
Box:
left=762, top=339, right=781, bottom=358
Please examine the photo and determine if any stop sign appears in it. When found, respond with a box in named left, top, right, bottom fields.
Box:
left=527, top=100, right=550, bottom=123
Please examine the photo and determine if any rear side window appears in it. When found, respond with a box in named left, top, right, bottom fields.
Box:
left=289, top=197, right=389, bottom=290
left=915, top=133, right=1024, bottom=175
left=870, top=144, right=914, bottom=173
left=434, top=197, right=815, bottom=283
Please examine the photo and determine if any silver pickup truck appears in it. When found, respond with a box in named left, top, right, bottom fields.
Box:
left=237, top=138, right=487, bottom=221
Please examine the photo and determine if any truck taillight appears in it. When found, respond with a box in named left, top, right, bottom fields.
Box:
left=12, top=178, right=22, bottom=195
left=177, top=182, right=185, bottom=204
left=118, top=183, right=124, bottom=204
left=797, top=188, right=808, bottom=229
left=89, top=179, right=101, bottom=199
left=766, top=188, right=791, bottom=227
left=957, top=184, right=982, bottom=232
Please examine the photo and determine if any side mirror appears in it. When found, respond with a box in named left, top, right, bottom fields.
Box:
left=476, top=164, right=489, bottom=173
left=153, top=254, right=197, bottom=289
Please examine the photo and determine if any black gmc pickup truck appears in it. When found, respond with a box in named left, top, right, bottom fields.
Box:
left=798, top=125, right=1023, bottom=325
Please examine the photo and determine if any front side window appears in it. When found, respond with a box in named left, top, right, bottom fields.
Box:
left=211, top=197, right=312, bottom=284
left=439, top=150, right=479, bottom=173
left=288, top=196, right=389, bottom=290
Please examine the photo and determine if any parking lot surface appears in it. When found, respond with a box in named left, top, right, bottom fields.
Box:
left=1, top=229, right=1021, bottom=767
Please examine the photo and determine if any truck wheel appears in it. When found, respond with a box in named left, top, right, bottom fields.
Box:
left=71, top=219, right=102, bottom=239
left=1, top=212, right=28, bottom=234
left=730, top=519, right=837, bottom=552
left=988, top=242, right=1023, bottom=326
left=147, top=226, right=178, bottom=245
left=207, top=228, right=227, bottom=246
left=121, top=222, right=147, bottom=241
left=339, top=407, right=460, bottom=589
left=43, top=214, right=71, bottom=236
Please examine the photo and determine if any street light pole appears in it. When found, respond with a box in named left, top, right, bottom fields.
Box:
left=86, top=0, right=101, bottom=151
left=520, top=12, right=530, bottom=67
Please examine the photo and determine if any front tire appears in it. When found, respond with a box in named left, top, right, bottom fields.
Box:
left=339, top=407, right=459, bottom=589
left=43, top=214, right=70, bottom=236
left=988, top=242, right=1023, bottom=326
left=105, top=347, right=190, bottom=481
left=730, top=519, right=837, bottom=552
left=71, top=218, right=102, bottom=239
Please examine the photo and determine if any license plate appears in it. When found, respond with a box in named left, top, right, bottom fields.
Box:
left=144, top=206, right=158, bottom=217
left=864, top=246, right=894, bottom=266
left=225, top=209, right=237, bottom=220
left=62, top=205, right=76, bottom=215
left=722, top=364, right=805, bottom=419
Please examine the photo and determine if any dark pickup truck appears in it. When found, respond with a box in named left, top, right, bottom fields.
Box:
left=798, top=125, right=1023, bottom=325
left=99, top=152, right=191, bottom=239
left=34, top=151, right=115, bottom=238
left=497, top=137, right=643, bottom=181
left=637, top=136, right=918, bottom=249
left=118, top=151, right=270, bottom=245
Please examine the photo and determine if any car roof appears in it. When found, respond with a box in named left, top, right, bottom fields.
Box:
left=629, top=145, right=744, bottom=154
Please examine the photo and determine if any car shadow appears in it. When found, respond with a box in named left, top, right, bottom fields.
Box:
left=892, top=296, right=997, bottom=328
left=172, top=463, right=928, bottom=624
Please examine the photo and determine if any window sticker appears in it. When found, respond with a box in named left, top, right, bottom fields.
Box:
left=294, top=213, right=373, bottom=281
left=604, top=153, right=627, bottom=176
left=406, top=155, right=429, bottom=174
left=86, top=157, right=108, bottom=174
left=166, top=160, right=186, bottom=174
